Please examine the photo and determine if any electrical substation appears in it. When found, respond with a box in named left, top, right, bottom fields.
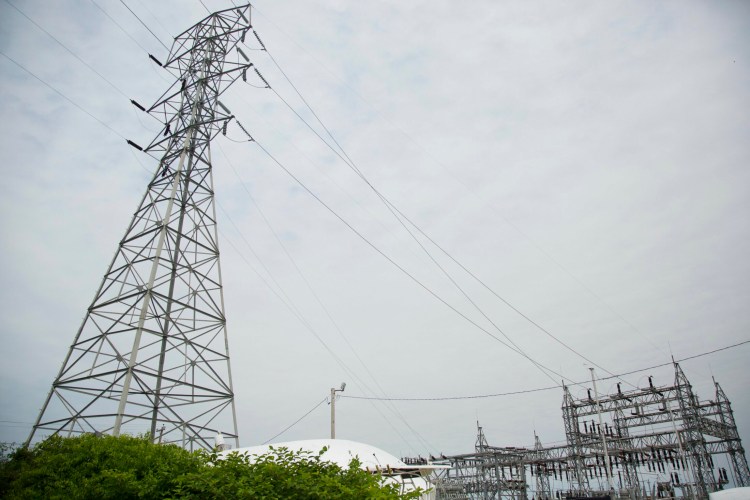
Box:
left=424, top=363, right=749, bottom=499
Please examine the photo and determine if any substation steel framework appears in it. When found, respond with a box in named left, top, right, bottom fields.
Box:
left=27, top=4, right=255, bottom=451
left=428, top=363, right=749, bottom=500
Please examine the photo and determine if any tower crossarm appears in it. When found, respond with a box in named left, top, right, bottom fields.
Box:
left=143, top=8, right=253, bottom=163
left=165, top=5, right=252, bottom=68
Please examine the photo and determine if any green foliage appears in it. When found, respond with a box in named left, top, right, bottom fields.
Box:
left=1, top=434, right=203, bottom=499
left=1, top=442, right=19, bottom=463
left=0, top=434, right=423, bottom=499
left=173, top=446, right=422, bottom=499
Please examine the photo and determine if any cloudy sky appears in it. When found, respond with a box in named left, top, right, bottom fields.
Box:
left=1, top=0, right=748, bottom=467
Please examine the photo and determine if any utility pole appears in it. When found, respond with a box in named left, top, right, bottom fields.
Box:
left=590, top=367, right=614, bottom=495
left=26, top=4, right=254, bottom=451
left=330, top=382, right=346, bottom=439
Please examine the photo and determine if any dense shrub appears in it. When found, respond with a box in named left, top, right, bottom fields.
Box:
left=0, top=434, right=421, bottom=499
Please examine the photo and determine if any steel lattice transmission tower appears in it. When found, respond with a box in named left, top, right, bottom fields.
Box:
left=27, top=4, right=254, bottom=450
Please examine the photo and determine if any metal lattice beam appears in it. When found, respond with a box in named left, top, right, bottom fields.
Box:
left=674, top=363, right=718, bottom=497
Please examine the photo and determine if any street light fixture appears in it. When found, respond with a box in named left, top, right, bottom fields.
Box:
left=330, top=382, right=346, bottom=439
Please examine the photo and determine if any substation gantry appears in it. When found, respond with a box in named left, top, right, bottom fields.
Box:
left=425, top=363, right=749, bottom=500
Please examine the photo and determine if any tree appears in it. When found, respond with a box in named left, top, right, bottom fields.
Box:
left=0, top=434, right=423, bottom=499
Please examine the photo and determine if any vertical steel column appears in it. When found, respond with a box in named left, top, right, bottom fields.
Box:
left=534, top=433, right=552, bottom=500
left=714, top=381, right=750, bottom=486
left=674, top=363, right=717, bottom=497
left=562, top=385, right=590, bottom=496
left=613, top=406, right=641, bottom=498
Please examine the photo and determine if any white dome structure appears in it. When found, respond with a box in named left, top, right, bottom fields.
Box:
left=220, top=438, right=443, bottom=499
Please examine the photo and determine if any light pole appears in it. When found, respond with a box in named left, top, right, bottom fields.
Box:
left=330, top=382, right=346, bottom=439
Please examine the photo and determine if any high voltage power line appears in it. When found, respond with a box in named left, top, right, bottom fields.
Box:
left=218, top=17, right=651, bottom=413
left=207, top=338, right=750, bottom=447
left=247, top=3, right=671, bottom=361
left=0, top=51, right=126, bottom=141
left=340, top=339, right=750, bottom=401
left=236, top=29, right=640, bottom=390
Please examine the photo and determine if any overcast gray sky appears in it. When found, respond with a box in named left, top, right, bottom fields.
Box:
left=1, top=0, right=748, bottom=467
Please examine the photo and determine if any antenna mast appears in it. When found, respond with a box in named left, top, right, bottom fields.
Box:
left=27, top=4, right=254, bottom=450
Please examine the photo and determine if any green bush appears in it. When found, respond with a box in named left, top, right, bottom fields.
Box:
left=0, top=434, right=422, bottom=499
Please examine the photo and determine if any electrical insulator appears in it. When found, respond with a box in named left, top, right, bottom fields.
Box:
left=148, top=54, right=163, bottom=67
left=130, top=99, right=146, bottom=111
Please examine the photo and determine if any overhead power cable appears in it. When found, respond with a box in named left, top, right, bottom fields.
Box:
left=251, top=3, right=669, bottom=361
left=218, top=225, right=434, bottom=452
left=250, top=32, right=580, bottom=381
left=118, top=0, right=170, bottom=52
left=232, top=118, right=567, bottom=391
left=251, top=15, right=661, bottom=387
left=344, top=385, right=560, bottom=402
left=249, top=36, right=601, bottom=385
left=216, top=143, right=433, bottom=453
left=0, top=50, right=126, bottom=140
left=87, top=0, right=174, bottom=86
left=89, top=0, right=150, bottom=53
left=4, top=0, right=129, bottom=100
left=598, top=339, right=750, bottom=380
left=237, top=37, right=564, bottom=383
left=392, top=203, right=614, bottom=376
left=262, top=396, right=328, bottom=445
left=265, top=34, right=664, bottom=391
left=4, top=0, right=163, bottom=137
left=232, top=125, right=573, bottom=384
left=219, top=134, right=437, bottom=452
left=340, top=339, right=750, bottom=401
left=218, top=232, right=361, bottom=392
left=215, top=191, right=425, bottom=453
left=229, top=111, right=574, bottom=391
left=133, top=0, right=171, bottom=37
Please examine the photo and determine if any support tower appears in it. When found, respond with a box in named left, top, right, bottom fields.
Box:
left=27, top=4, right=254, bottom=450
